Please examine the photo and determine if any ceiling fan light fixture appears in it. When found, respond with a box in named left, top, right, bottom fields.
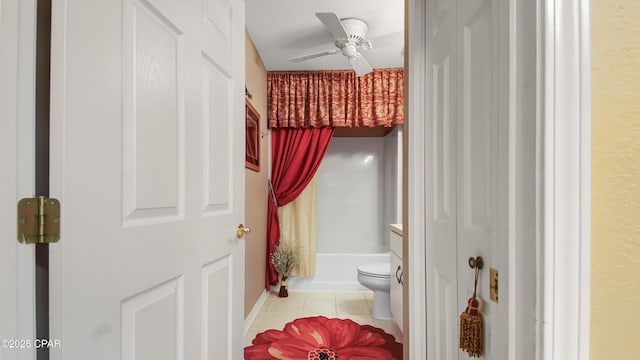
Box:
left=341, top=43, right=358, bottom=58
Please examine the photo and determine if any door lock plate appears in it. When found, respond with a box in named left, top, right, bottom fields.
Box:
left=490, top=267, right=498, bottom=303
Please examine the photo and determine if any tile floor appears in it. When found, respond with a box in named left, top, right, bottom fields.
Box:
left=243, top=290, right=403, bottom=347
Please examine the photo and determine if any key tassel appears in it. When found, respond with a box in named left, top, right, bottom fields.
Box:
left=460, top=264, right=483, bottom=357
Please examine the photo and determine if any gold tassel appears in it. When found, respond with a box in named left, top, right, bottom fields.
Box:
left=459, top=297, right=483, bottom=357
left=460, top=259, right=484, bottom=358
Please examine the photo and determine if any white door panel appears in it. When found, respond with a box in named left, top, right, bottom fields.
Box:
left=122, top=0, right=186, bottom=225
left=49, top=0, right=245, bottom=358
left=0, top=0, right=21, bottom=357
left=1, top=1, right=37, bottom=359
left=457, top=0, right=508, bottom=357
left=427, top=0, right=508, bottom=358
left=426, top=0, right=458, bottom=358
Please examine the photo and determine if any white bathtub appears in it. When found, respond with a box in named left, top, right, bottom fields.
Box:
left=285, top=253, right=390, bottom=292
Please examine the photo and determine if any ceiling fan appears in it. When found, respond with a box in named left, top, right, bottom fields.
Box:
left=288, top=12, right=376, bottom=76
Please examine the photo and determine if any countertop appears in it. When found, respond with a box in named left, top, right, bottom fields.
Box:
left=390, top=223, right=403, bottom=236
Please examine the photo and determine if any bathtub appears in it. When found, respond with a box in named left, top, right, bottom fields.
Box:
left=285, top=253, right=390, bottom=292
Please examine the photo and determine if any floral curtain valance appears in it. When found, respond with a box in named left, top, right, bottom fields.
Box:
left=267, top=68, right=404, bottom=128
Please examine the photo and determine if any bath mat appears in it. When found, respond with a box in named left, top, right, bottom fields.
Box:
left=244, top=316, right=402, bottom=359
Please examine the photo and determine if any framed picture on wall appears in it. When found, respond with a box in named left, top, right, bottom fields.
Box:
left=245, top=99, right=260, bottom=172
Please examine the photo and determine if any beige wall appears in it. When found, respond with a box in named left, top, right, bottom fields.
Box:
left=591, top=1, right=640, bottom=358
left=244, top=30, right=268, bottom=317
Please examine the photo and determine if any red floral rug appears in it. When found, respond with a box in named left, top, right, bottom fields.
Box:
left=244, top=316, right=402, bottom=360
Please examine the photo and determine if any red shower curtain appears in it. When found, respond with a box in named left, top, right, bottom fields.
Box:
left=266, top=127, right=335, bottom=288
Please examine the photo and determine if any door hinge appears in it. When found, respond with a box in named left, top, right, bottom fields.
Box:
left=17, top=197, right=61, bottom=244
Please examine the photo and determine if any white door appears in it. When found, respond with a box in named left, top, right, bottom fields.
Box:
left=426, top=0, right=508, bottom=358
left=1, top=1, right=36, bottom=359
left=48, top=0, right=246, bottom=358
left=0, top=0, right=21, bottom=354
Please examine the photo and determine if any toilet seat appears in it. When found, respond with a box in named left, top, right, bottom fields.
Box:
left=357, top=262, right=390, bottom=278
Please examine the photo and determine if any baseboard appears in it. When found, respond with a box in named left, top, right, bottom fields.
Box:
left=244, top=290, right=270, bottom=335
left=285, top=277, right=368, bottom=292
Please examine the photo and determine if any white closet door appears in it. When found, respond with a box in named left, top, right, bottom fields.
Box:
left=426, top=0, right=509, bottom=358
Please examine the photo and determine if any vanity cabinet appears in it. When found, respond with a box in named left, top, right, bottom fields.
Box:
left=389, top=224, right=403, bottom=330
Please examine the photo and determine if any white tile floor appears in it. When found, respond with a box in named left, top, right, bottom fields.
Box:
left=244, top=290, right=403, bottom=347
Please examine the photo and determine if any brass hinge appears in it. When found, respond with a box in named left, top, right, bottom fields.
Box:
left=17, top=197, right=61, bottom=244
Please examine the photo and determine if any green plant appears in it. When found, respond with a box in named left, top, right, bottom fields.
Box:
left=272, top=242, right=300, bottom=279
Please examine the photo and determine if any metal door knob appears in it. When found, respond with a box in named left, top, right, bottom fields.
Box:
left=236, top=224, right=251, bottom=238
left=468, top=256, right=484, bottom=269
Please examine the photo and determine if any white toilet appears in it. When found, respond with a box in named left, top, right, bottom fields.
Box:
left=357, top=262, right=393, bottom=320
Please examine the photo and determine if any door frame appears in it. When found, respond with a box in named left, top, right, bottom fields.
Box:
left=406, top=0, right=591, bottom=359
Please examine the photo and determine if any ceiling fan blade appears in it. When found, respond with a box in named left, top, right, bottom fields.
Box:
left=368, top=31, right=404, bottom=49
left=349, top=55, right=373, bottom=76
left=316, top=12, right=348, bottom=40
left=288, top=49, right=339, bottom=63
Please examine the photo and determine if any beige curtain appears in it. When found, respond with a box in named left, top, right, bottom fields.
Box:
left=278, top=176, right=317, bottom=276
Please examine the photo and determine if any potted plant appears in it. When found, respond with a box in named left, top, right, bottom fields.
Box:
left=271, top=242, right=300, bottom=297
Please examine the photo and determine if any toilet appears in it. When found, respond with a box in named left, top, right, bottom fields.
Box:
left=357, top=262, right=393, bottom=320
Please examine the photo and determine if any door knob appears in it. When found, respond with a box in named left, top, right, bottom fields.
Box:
left=468, top=256, right=484, bottom=269
left=236, top=224, right=251, bottom=238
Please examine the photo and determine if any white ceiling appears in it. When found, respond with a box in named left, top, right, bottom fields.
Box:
left=245, top=0, right=405, bottom=72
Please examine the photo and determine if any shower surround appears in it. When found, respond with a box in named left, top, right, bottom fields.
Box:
left=287, top=128, right=402, bottom=292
